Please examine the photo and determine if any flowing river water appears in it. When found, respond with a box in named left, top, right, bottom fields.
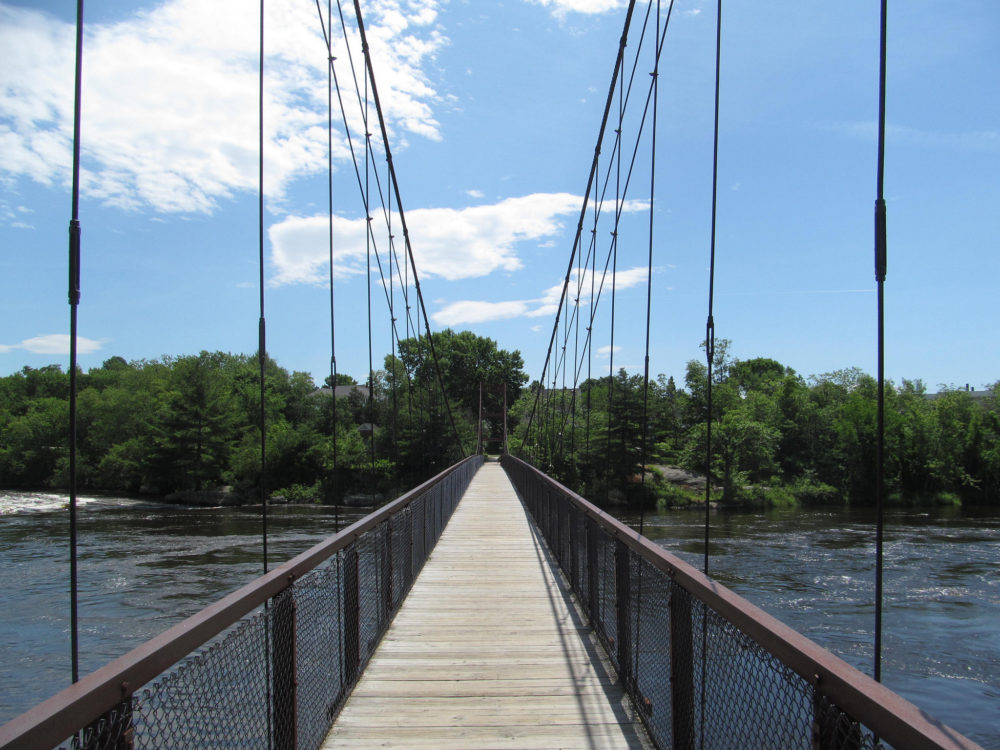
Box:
left=1, top=490, right=997, bottom=747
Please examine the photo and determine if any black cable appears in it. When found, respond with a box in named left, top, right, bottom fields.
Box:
left=258, top=0, right=268, bottom=576
left=67, top=0, right=85, bottom=689
left=606, top=67, right=621, bottom=504
left=699, top=5, right=723, bottom=749
left=522, top=0, right=639, bottom=449
left=332, top=0, right=340, bottom=494
left=323, top=0, right=345, bottom=692
left=640, top=0, right=670, bottom=540
left=351, top=0, right=467, bottom=459
left=703, top=0, right=722, bottom=578
left=874, top=0, right=888, bottom=685
left=364, top=72, right=377, bottom=500
left=314, top=2, right=418, bottom=427
left=257, top=6, right=272, bottom=749
left=554, top=0, right=653, bottom=390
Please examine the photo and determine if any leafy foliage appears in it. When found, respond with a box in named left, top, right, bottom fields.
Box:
left=513, top=341, right=1000, bottom=508
left=0, top=332, right=529, bottom=504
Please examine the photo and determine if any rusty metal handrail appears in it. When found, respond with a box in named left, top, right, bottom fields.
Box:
left=0, top=454, right=483, bottom=750
left=501, top=454, right=981, bottom=750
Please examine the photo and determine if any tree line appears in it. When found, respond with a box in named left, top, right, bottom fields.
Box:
left=511, top=341, right=1000, bottom=508
left=2, top=334, right=997, bottom=508
left=0, top=330, right=526, bottom=503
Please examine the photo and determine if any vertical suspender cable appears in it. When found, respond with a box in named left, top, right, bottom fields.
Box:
left=703, top=0, right=722, bottom=577
left=327, top=0, right=339, bottom=500
left=325, top=0, right=345, bottom=691
left=873, top=0, right=888, bottom=684
left=351, top=0, right=468, bottom=460
left=389, top=164, right=399, bottom=460
left=640, top=0, right=667, bottom=541
left=606, top=73, right=622, bottom=504
left=258, top=0, right=268, bottom=575
left=67, top=0, right=85, bottom=688
left=364, top=75, right=377, bottom=499
left=520, top=0, right=638, bottom=454
left=257, top=4, right=273, bottom=747
left=699, top=7, right=723, bottom=747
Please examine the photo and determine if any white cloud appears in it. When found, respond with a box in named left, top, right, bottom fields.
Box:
left=431, top=264, right=650, bottom=326
left=526, top=0, right=628, bottom=18
left=0, top=1, right=446, bottom=214
left=466, top=189, right=484, bottom=198
left=595, top=344, right=621, bottom=358
left=268, top=191, right=598, bottom=285
left=433, top=300, right=533, bottom=326
left=4, top=334, right=104, bottom=355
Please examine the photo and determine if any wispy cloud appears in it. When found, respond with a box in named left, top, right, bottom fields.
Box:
left=432, top=264, right=650, bottom=326
left=268, top=192, right=606, bottom=285
left=525, top=0, right=628, bottom=18
left=0, top=0, right=446, bottom=214
left=2, top=334, right=104, bottom=355
left=595, top=344, right=621, bottom=358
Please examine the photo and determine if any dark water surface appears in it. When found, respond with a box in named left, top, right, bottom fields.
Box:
left=613, top=504, right=1000, bottom=749
left=2, top=492, right=998, bottom=747
left=0, top=491, right=370, bottom=727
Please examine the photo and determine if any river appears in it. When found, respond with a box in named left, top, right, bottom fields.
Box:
left=1, top=491, right=997, bottom=747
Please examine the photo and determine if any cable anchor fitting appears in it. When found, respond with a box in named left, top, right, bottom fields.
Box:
left=875, top=198, right=887, bottom=283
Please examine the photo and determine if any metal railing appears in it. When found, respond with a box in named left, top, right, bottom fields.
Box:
left=0, top=455, right=483, bottom=750
left=502, top=454, right=981, bottom=750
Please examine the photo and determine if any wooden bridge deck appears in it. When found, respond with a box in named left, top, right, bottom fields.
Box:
left=322, top=461, right=649, bottom=749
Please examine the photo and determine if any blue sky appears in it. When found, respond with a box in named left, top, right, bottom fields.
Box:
left=1, top=0, right=998, bottom=393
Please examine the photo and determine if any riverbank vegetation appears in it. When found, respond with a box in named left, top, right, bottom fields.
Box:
left=1, top=335, right=997, bottom=508
left=511, top=341, right=1000, bottom=509
left=0, top=330, right=526, bottom=504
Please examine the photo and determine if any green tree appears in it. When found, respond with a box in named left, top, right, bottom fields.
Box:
left=147, top=353, right=238, bottom=492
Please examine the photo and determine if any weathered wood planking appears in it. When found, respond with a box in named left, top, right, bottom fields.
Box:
left=321, top=461, right=649, bottom=750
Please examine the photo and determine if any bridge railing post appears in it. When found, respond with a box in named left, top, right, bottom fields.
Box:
left=670, top=586, right=695, bottom=750
left=81, top=697, right=134, bottom=750
left=381, top=519, right=393, bottom=625
left=271, top=588, right=297, bottom=750
left=615, top=540, right=633, bottom=691
left=586, top=516, right=600, bottom=628
left=343, top=547, right=360, bottom=686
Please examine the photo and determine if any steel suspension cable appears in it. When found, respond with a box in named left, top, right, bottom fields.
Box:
left=640, top=0, right=671, bottom=539
left=351, top=0, right=467, bottom=459
left=314, top=2, right=417, bottom=381
left=325, top=0, right=339, bottom=495
left=703, top=0, right=722, bottom=578
left=521, top=0, right=638, bottom=449
left=605, top=67, right=622, bottom=503
left=633, top=0, right=671, bottom=690
left=364, top=72, right=378, bottom=498
left=873, top=0, right=888, bottom=685
left=552, top=0, right=653, bottom=388
left=323, top=0, right=345, bottom=692
left=67, top=0, right=85, bottom=688
left=258, top=0, right=269, bottom=577
left=257, top=5, right=274, bottom=748
left=699, top=5, right=723, bottom=747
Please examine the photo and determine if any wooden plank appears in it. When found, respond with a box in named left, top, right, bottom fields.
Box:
left=320, top=462, right=649, bottom=749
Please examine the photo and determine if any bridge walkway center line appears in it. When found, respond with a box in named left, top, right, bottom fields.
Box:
left=321, top=461, right=650, bottom=749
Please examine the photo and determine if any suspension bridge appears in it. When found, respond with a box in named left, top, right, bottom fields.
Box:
left=0, top=0, right=986, bottom=748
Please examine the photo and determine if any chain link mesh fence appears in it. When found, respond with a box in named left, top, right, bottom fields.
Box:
left=42, top=456, right=481, bottom=750
left=503, top=454, right=904, bottom=750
